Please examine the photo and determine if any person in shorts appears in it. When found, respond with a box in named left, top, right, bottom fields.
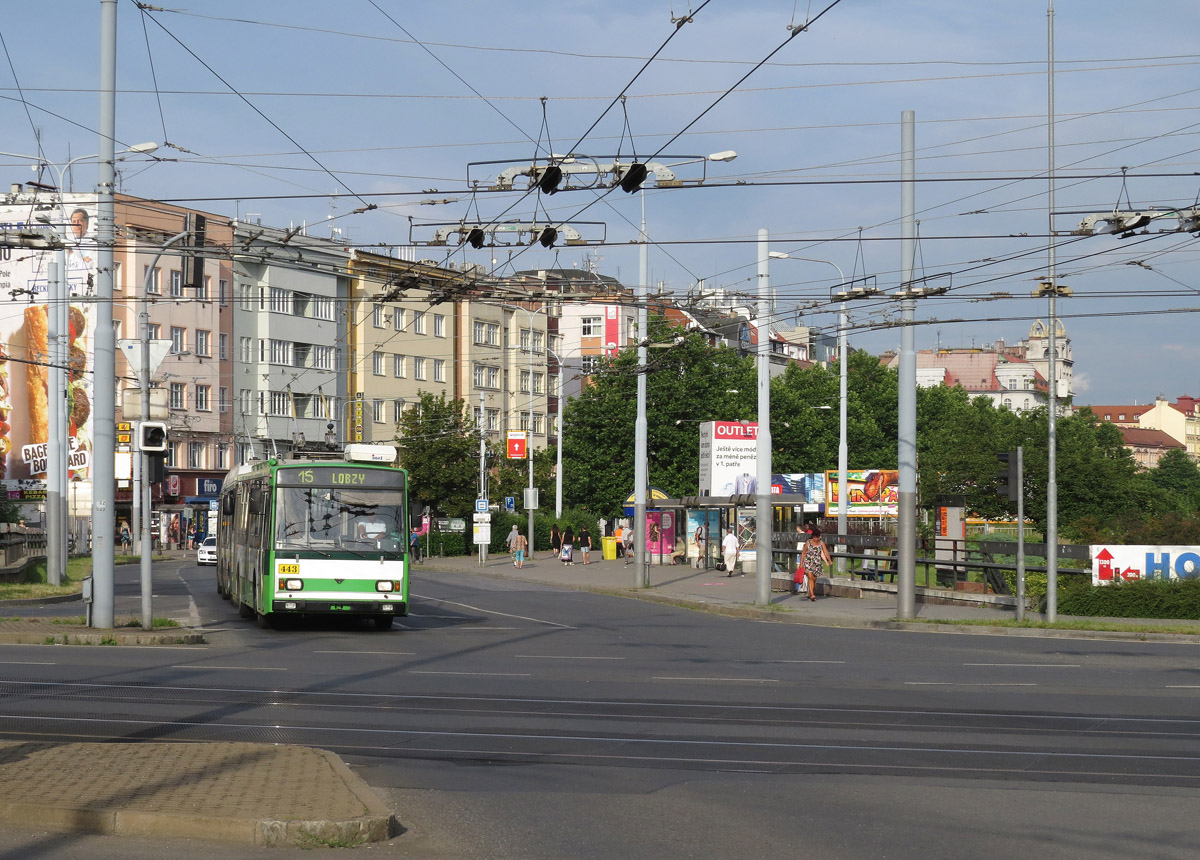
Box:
left=578, top=526, right=592, bottom=565
left=513, top=530, right=528, bottom=569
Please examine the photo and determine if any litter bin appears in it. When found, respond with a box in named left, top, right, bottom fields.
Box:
left=601, top=536, right=618, bottom=560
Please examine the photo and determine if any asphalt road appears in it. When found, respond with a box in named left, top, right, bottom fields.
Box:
left=0, top=560, right=1196, bottom=859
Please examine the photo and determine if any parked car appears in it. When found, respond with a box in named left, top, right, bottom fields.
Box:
left=197, top=536, right=217, bottom=566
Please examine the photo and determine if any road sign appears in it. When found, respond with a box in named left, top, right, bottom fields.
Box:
left=473, top=512, right=491, bottom=523
left=505, top=496, right=514, bottom=512
left=476, top=498, right=489, bottom=513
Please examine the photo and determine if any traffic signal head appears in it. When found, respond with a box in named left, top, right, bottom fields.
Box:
left=995, top=451, right=1019, bottom=501
left=139, top=421, right=168, bottom=452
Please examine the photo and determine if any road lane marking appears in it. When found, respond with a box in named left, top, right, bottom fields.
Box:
left=513, top=655, right=624, bottom=660
left=410, top=670, right=531, bottom=677
left=653, top=676, right=779, bottom=683
left=171, top=665, right=288, bottom=671
left=963, top=663, right=1080, bottom=667
left=314, top=650, right=414, bottom=656
left=0, top=661, right=55, bottom=665
left=905, top=682, right=1036, bottom=687
left=411, top=594, right=575, bottom=629
left=1166, top=685, right=1200, bottom=688
left=772, top=660, right=846, bottom=664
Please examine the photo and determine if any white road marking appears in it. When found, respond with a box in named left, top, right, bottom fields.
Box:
left=963, top=663, right=1080, bottom=667
left=1165, top=685, right=1200, bottom=688
left=410, top=670, right=531, bottom=677
left=411, top=593, right=575, bottom=629
left=314, top=650, right=414, bottom=656
left=171, top=665, right=288, bottom=671
left=513, top=655, right=624, bottom=660
left=772, top=660, right=846, bottom=664
left=906, top=682, right=1036, bottom=687
left=0, top=661, right=55, bottom=665
left=653, top=676, right=779, bottom=683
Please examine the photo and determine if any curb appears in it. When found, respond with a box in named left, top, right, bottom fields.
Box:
left=0, top=630, right=206, bottom=645
left=869, top=619, right=1200, bottom=644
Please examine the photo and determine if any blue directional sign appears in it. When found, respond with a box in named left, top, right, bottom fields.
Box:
left=505, top=496, right=515, bottom=512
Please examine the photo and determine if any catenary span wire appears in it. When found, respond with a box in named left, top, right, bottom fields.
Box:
left=137, top=5, right=172, bottom=147
left=132, top=1, right=369, bottom=208
left=0, top=31, right=45, bottom=163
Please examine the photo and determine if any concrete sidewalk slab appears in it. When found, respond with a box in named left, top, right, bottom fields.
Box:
left=0, top=742, right=394, bottom=846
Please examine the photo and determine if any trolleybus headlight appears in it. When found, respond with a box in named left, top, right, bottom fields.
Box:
left=375, top=580, right=400, bottom=592
left=281, top=578, right=303, bottom=591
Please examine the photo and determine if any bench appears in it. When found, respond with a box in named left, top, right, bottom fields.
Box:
left=855, top=548, right=897, bottom=582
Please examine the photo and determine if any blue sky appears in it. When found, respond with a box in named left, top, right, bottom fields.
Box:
left=3, top=0, right=1199, bottom=404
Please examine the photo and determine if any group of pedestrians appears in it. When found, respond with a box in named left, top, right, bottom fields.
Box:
left=505, top=523, right=595, bottom=568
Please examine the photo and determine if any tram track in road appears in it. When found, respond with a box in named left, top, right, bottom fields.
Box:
left=1, top=678, right=1200, bottom=785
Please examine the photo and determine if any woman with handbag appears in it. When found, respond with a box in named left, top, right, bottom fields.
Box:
left=802, top=526, right=833, bottom=601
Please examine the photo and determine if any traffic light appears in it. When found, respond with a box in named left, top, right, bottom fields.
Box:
left=996, top=451, right=1019, bottom=501
left=183, top=213, right=207, bottom=291
left=139, top=421, right=168, bottom=452
left=147, top=452, right=167, bottom=484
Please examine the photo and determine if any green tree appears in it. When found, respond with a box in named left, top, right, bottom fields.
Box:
left=1151, top=448, right=1200, bottom=511
left=395, top=392, right=479, bottom=517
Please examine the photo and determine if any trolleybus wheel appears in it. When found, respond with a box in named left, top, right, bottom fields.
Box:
left=238, top=599, right=254, bottom=619
left=371, top=615, right=394, bottom=631
left=255, top=611, right=274, bottom=629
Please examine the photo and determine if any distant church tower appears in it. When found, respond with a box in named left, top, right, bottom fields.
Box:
left=1021, top=319, right=1073, bottom=401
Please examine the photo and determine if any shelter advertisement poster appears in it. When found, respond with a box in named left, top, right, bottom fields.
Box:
left=770, top=473, right=827, bottom=507
left=824, top=469, right=899, bottom=517
left=698, top=420, right=758, bottom=496
left=1091, top=545, right=1200, bottom=585
left=0, top=199, right=96, bottom=484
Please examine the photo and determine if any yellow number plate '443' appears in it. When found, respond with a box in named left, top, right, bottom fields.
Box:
left=277, top=564, right=300, bottom=575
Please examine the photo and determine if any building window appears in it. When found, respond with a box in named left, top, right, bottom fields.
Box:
left=240, top=389, right=252, bottom=414
left=313, top=345, right=335, bottom=370
left=520, top=329, right=531, bottom=352
left=218, top=333, right=228, bottom=360
left=189, top=441, right=204, bottom=469
left=373, top=399, right=385, bottom=423
left=269, top=340, right=292, bottom=365
left=168, top=441, right=183, bottom=469
left=270, top=288, right=292, bottom=314
left=269, top=391, right=290, bottom=415
left=486, top=323, right=499, bottom=345
left=240, top=337, right=252, bottom=362
left=145, top=266, right=161, bottom=295
left=533, top=372, right=544, bottom=395
left=373, top=305, right=385, bottom=328
left=486, top=408, right=499, bottom=431
left=433, top=359, right=445, bottom=382
left=216, top=443, right=229, bottom=470
left=433, top=314, right=445, bottom=337
left=219, top=386, right=228, bottom=413
left=219, top=278, right=229, bottom=306
left=195, top=329, right=211, bottom=357
left=580, top=316, right=601, bottom=336
left=533, top=413, right=544, bottom=435
left=414, top=357, right=426, bottom=381
left=474, top=321, right=486, bottom=344
left=373, top=351, right=385, bottom=376
left=520, top=370, right=531, bottom=393
left=169, top=270, right=182, bottom=298
left=393, top=400, right=405, bottom=423
left=113, top=260, right=122, bottom=291
left=533, top=331, right=544, bottom=352
left=196, top=384, right=211, bottom=411
left=581, top=355, right=601, bottom=374
left=313, top=296, right=334, bottom=320
left=393, top=354, right=406, bottom=378
left=473, top=364, right=485, bottom=388
left=393, top=308, right=405, bottom=332
left=147, top=323, right=161, bottom=341
left=199, top=275, right=211, bottom=302
left=487, top=366, right=500, bottom=389
left=169, top=382, right=186, bottom=409
left=413, top=311, right=426, bottom=334
left=169, top=327, right=186, bottom=354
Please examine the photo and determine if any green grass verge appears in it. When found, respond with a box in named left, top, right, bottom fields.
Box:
left=904, top=617, right=1200, bottom=635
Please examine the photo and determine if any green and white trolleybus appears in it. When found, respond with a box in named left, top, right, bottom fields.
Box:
left=216, top=444, right=409, bottom=629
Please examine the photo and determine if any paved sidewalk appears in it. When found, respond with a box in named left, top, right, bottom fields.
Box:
left=0, top=742, right=393, bottom=846
left=419, top=549, right=1200, bottom=642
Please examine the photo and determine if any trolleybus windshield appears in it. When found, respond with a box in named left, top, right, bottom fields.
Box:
left=275, top=483, right=406, bottom=552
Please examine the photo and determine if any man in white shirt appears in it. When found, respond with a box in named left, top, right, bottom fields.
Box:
left=721, top=529, right=739, bottom=577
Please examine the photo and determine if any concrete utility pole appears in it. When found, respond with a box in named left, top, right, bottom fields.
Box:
left=91, top=0, right=118, bottom=628
left=755, top=230, right=772, bottom=606
left=633, top=197, right=649, bottom=588
left=1045, top=0, right=1059, bottom=623
left=896, top=110, right=917, bottom=621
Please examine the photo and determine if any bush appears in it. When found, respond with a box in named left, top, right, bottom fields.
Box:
left=1055, top=575, right=1200, bottom=619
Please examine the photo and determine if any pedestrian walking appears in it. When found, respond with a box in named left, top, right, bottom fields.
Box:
left=721, top=528, right=739, bottom=577
left=560, top=526, right=575, bottom=565
left=622, top=525, right=634, bottom=564
left=506, top=524, right=520, bottom=566
left=513, top=530, right=528, bottom=569
left=802, top=526, right=833, bottom=600
left=409, top=526, right=422, bottom=563
left=549, top=524, right=562, bottom=560
left=578, top=526, right=592, bottom=565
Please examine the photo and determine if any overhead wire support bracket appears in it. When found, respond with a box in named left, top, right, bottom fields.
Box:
left=472, top=154, right=728, bottom=193
left=411, top=220, right=604, bottom=249
left=892, top=272, right=953, bottom=300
